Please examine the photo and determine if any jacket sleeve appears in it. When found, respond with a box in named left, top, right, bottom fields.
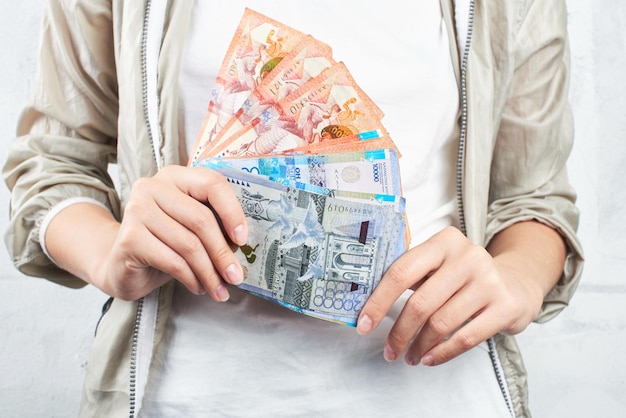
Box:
left=3, top=0, right=121, bottom=288
left=485, top=0, right=584, bottom=323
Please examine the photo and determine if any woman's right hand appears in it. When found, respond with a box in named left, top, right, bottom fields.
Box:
left=46, top=165, right=248, bottom=302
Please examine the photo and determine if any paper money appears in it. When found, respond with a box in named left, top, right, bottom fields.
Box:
left=189, top=9, right=410, bottom=325
left=198, top=155, right=411, bottom=251
left=209, top=62, right=386, bottom=158
left=203, top=148, right=402, bottom=196
left=203, top=36, right=336, bottom=158
left=190, top=8, right=307, bottom=166
left=211, top=165, right=405, bottom=326
left=202, top=159, right=405, bottom=212
left=284, top=129, right=402, bottom=157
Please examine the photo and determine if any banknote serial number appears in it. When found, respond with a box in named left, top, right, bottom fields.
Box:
left=326, top=203, right=374, bottom=216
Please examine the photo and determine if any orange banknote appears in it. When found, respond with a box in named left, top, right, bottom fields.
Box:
left=205, top=35, right=336, bottom=157
left=206, top=62, right=386, bottom=159
left=190, top=8, right=306, bottom=166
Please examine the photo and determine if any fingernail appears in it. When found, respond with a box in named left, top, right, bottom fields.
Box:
left=216, top=284, right=230, bottom=302
left=225, top=263, right=243, bottom=285
left=356, top=314, right=373, bottom=335
left=405, top=354, right=419, bottom=366
left=383, top=343, right=398, bottom=362
left=421, top=354, right=434, bottom=366
left=233, top=224, right=247, bottom=246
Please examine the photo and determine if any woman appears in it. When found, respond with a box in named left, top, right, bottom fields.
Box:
left=4, top=1, right=583, bottom=416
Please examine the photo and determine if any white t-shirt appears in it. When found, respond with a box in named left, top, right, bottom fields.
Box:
left=141, top=2, right=510, bottom=417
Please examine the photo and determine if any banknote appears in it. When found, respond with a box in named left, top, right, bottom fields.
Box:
left=255, top=170, right=409, bottom=256
left=208, top=62, right=386, bottom=158
left=202, top=159, right=406, bottom=213
left=190, top=8, right=307, bottom=166
left=188, top=9, right=410, bottom=325
left=202, top=148, right=402, bottom=196
left=199, top=150, right=406, bottom=216
left=209, top=165, right=405, bottom=326
left=203, top=35, right=336, bottom=158
left=284, top=129, right=402, bottom=156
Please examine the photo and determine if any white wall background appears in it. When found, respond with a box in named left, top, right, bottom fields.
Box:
left=0, top=1, right=624, bottom=417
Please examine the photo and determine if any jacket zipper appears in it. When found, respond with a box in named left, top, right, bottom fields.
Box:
left=455, top=0, right=471, bottom=236
left=456, top=1, right=514, bottom=416
left=128, top=0, right=150, bottom=407
left=129, top=0, right=165, bottom=416
left=128, top=297, right=144, bottom=417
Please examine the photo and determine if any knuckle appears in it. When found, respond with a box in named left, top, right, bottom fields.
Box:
left=443, top=225, right=462, bottom=239
left=130, top=176, right=157, bottom=197
left=168, top=253, right=190, bottom=278
left=181, top=236, right=206, bottom=257
left=204, top=170, right=229, bottom=192
left=203, top=269, right=221, bottom=286
left=505, top=309, right=534, bottom=335
left=508, top=322, right=528, bottom=335
left=405, top=292, right=429, bottom=318
left=161, top=165, right=177, bottom=174
left=385, top=262, right=410, bottom=288
left=426, top=315, right=450, bottom=336
left=387, top=329, right=409, bottom=348
left=465, top=243, right=489, bottom=263
left=479, top=270, right=502, bottom=292
left=123, top=197, right=148, bottom=217
left=456, top=330, right=478, bottom=351
left=436, top=226, right=463, bottom=244
left=188, top=208, right=214, bottom=232
left=132, top=176, right=152, bottom=188
left=115, top=233, right=135, bottom=253
left=157, top=165, right=179, bottom=179
left=212, top=245, right=236, bottom=267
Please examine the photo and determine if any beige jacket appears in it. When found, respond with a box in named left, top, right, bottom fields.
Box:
left=3, top=0, right=584, bottom=417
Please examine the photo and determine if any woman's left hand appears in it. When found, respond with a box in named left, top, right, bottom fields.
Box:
left=356, top=225, right=551, bottom=367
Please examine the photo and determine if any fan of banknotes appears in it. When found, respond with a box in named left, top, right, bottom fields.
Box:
left=189, top=8, right=408, bottom=326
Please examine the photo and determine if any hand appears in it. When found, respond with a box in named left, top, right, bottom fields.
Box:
left=88, top=165, right=248, bottom=301
left=356, top=226, right=546, bottom=366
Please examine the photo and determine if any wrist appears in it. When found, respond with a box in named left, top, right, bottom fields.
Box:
left=493, top=255, right=546, bottom=318
left=87, top=219, right=121, bottom=293
left=46, top=202, right=120, bottom=291
left=488, top=221, right=565, bottom=299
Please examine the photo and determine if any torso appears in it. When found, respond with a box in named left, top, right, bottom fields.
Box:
left=140, top=2, right=509, bottom=416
